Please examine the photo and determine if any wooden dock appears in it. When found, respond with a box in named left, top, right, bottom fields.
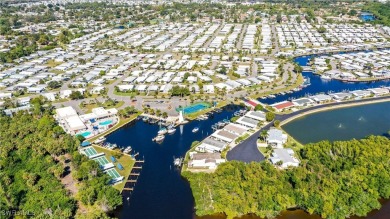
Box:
left=121, top=158, right=144, bottom=194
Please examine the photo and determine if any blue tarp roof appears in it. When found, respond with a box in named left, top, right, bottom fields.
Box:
left=117, top=163, right=124, bottom=170
left=81, top=141, right=91, bottom=147
left=111, top=156, right=117, bottom=162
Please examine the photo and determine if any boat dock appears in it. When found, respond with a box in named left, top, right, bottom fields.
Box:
left=121, top=158, right=144, bottom=194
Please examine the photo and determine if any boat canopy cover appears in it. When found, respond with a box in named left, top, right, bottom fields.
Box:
left=81, top=141, right=91, bottom=147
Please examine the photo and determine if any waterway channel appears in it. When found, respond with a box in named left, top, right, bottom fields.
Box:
left=260, top=55, right=390, bottom=105
left=111, top=52, right=390, bottom=219
left=109, top=105, right=240, bottom=219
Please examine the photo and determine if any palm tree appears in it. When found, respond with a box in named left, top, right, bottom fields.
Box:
left=260, top=130, right=268, bottom=141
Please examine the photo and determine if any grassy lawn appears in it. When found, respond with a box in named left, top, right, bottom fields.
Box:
left=93, top=145, right=135, bottom=191
left=114, top=90, right=137, bottom=97
left=234, top=133, right=250, bottom=144
left=258, top=146, right=270, bottom=157
left=46, top=60, right=62, bottom=67
left=81, top=101, right=125, bottom=113
left=284, top=134, right=304, bottom=152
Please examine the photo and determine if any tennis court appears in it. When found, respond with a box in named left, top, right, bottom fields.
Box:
left=177, top=102, right=210, bottom=114
left=93, top=156, right=110, bottom=166
left=106, top=168, right=121, bottom=179
left=83, top=147, right=98, bottom=157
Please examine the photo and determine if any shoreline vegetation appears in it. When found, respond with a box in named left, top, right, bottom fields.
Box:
left=182, top=97, right=390, bottom=219
left=0, top=107, right=122, bottom=218
left=183, top=135, right=390, bottom=219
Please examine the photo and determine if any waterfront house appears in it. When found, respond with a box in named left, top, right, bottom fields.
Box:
left=350, top=90, right=372, bottom=98
left=188, top=152, right=225, bottom=170
left=292, top=98, right=314, bottom=107
left=244, top=111, right=266, bottom=121
left=329, top=92, right=353, bottom=101
left=196, top=137, right=227, bottom=153
left=270, top=148, right=300, bottom=169
left=223, top=123, right=248, bottom=136
left=236, top=117, right=258, bottom=129
left=271, top=101, right=295, bottom=112
left=310, top=94, right=332, bottom=103
left=211, top=130, right=239, bottom=143
left=368, top=88, right=389, bottom=96
left=266, top=128, right=287, bottom=148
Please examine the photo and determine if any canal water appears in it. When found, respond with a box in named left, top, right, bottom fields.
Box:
left=111, top=102, right=390, bottom=219
left=111, top=51, right=390, bottom=219
left=260, top=55, right=390, bottom=105
left=282, top=101, right=390, bottom=144
left=107, top=105, right=241, bottom=219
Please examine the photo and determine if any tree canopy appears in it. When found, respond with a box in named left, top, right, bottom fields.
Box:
left=183, top=136, right=390, bottom=219
left=0, top=109, right=122, bottom=218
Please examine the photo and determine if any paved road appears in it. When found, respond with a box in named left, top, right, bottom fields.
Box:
left=226, top=127, right=268, bottom=163
left=227, top=95, right=390, bottom=163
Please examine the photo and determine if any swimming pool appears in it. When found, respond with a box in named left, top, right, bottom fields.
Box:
left=360, top=12, right=375, bottom=22
left=179, top=103, right=210, bottom=114
left=77, top=131, right=91, bottom=138
left=99, top=120, right=113, bottom=126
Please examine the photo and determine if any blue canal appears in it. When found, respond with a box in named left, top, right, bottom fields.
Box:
left=110, top=51, right=390, bottom=219
left=259, top=54, right=390, bottom=105
left=108, top=105, right=240, bottom=219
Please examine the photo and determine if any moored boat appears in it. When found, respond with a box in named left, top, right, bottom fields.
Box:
left=123, top=146, right=132, bottom=154
left=153, top=135, right=165, bottom=142
left=158, top=127, right=168, bottom=135
left=192, top=127, right=199, bottom=133
left=94, top=136, right=106, bottom=144
left=167, top=127, right=176, bottom=134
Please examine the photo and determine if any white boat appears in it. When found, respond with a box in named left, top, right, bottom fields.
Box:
left=192, top=127, right=199, bottom=133
left=167, top=127, right=176, bottom=134
left=123, top=146, right=132, bottom=154
left=321, top=75, right=332, bottom=80
left=94, top=136, right=106, bottom=144
left=158, top=127, right=168, bottom=135
left=153, top=135, right=165, bottom=142
left=197, top=115, right=208, bottom=120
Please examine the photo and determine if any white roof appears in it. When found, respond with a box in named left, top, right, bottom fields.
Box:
left=56, top=106, right=78, bottom=118
left=65, top=115, right=86, bottom=131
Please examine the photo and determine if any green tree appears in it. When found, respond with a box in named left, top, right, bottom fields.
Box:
left=265, top=112, right=275, bottom=122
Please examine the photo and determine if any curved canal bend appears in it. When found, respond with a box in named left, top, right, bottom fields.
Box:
left=107, top=52, right=390, bottom=219
left=260, top=53, right=390, bottom=105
